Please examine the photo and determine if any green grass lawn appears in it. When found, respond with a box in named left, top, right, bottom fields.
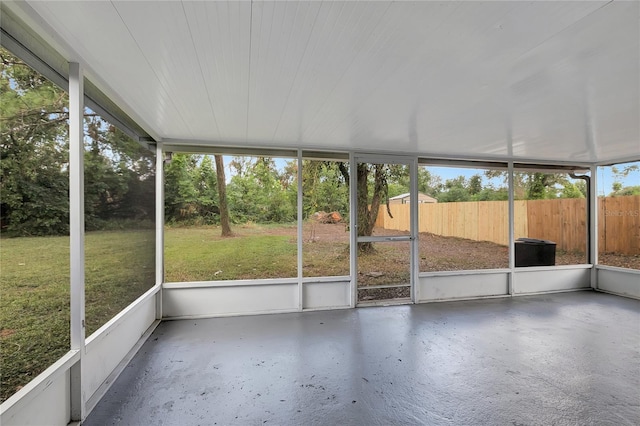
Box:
left=165, top=224, right=298, bottom=281
left=165, top=224, right=406, bottom=284
left=165, top=223, right=356, bottom=281
left=0, top=229, right=154, bottom=402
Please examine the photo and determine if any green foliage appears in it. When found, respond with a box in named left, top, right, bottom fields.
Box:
left=164, top=155, right=300, bottom=225
left=560, top=181, right=586, bottom=199
left=438, top=176, right=471, bottom=202
left=610, top=162, right=639, bottom=196
left=417, top=168, right=443, bottom=198
left=84, top=123, right=156, bottom=230
left=1, top=48, right=70, bottom=235
left=468, top=174, right=482, bottom=195
left=227, top=157, right=296, bottom=223
left=164, top=153, right=202, bottom=222
left=486, top=170, right=587, bottom=201
left=611, top=185, right=640, bottom=196
left=1, top=47, right=155, bottom=236
left=302, top=160, right=349, bottom=218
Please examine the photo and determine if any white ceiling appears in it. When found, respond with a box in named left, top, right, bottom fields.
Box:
left=3, top=1, right=639, bottom=164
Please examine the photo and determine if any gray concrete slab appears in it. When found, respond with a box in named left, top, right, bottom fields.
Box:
left=85, top=291, right=640, bottom=425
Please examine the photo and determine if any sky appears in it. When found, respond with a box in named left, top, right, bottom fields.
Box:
left=222, top=156, right=638, bottom=196
left=429, top=164, right=639, bottom=196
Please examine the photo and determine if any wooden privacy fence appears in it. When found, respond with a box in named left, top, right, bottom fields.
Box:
left=375, top=195, right=640, bottom=255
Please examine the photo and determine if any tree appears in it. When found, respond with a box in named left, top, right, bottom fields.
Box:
left=468, top=174, right=482, bottom=195
left=1, top=48, right=70, bottom=235
left=438, top=176, right=472, bottom=202
left=226, top=156, right=296, bottom=224
left=484, top=170, right=573, bottom=200
left=214, top=155, right=232, bottom=236
left=611, top=185, right=640, bottom=196
left=417, top=168, right=443, bottom=198
left=610, top=163, right=639, bottom=196
left=560, top=180, right=586, bottom=199
left=164, top=154, right=200, bottom=222
left=302, top=160, right=349, bottom=218
left=2, top=47, right=156, bottom=235
left=337, top=163, right=394, bottom=253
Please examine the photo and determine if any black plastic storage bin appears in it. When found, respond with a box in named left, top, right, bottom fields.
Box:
left=514, top=238, right=556, bottom=267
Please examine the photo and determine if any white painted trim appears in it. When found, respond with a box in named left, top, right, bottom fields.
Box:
left=302, top=280, right=350, bottom=310
left=514, top=264, right=593, bottom=272
left=349, top=152, right=357, bottom=308
left=303, top=306, right=352, bottom=312
left=418, top=272, right=509, bottom=302
left=353, top=153, right=415, bottom=165
left=410, top=158, right=419, bottom=303
left=68, top=61, right=85, bottom=422
left=162, top=282, right=299, bottom=318
left=419, top=268, right=511, bottom=278
left=595, top=264, right=640, bottom=274
left=161, top=140, right=599, bottom=168
left=155, top=142, right=164, bottom=319
left=161, top=309, right=299, bottom=321
left=353, top=154, right=416, bottom=306
left=595, top=266, right=640, bottom=299
left=590, top=165, right=598, bottom=289
left=297, top=149, right=303, bottom=312
left=595, top=289, right=640, bottom=301
left=595, top=156, right=640, bottom=167
left=85, top=320, right=160, bottom=415
left=508, top=161, right=515, bottom=295
left=420, top=294, right=512, bottom=304
left=302, top=276, right=351, bottom=283
left=85, top=284, right=161, bottom=345
left=513, top=288, right=593, bottom=297
left=0, top=350, right=79, bottom=415
left=83, top=293, right=158, bottom=417
left=513, top=267, right=591, bottom=294
left=163, top=278, right=299, bottom=289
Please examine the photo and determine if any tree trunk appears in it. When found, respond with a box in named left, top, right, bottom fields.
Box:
left=356, top=164, right=387, bottom=253
left=214, top=155, right=232, bottom=237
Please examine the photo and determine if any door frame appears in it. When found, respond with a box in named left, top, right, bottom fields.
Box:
left=349, top=153, right=419, bottom=306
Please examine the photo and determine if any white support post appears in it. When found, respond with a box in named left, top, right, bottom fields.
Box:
left=590, top=165, right=599, bottom=289
left=508, top=162, right=515, bottom=295
left=410, top=158, right=419, bottom=303
left=349, top=152, right=357, bottom=308
left=68, top=62, right=85, bottom=422
left=297, top=150, right=303, bottom=311
left=155, top=143, right=165, bottom=319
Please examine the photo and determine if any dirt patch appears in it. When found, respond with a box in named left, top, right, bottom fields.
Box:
left=598, top=253, right=640, bottom=270
left=303, top=222, right=349, bottom=243
left=358, top=286, right=410, bottom=302
left=0, top=329, right=16, bottom=339
left=418, top=232, right=509, bottom=271
left=297, top=224, right=640, bottom=270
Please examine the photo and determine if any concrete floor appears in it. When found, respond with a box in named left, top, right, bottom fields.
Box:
left=85, top=291, right=640, bottom=426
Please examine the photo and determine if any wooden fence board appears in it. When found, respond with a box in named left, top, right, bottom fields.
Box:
left=375, top=195, right=639, bottom=254
left=599, top=196, right=640, bottom=255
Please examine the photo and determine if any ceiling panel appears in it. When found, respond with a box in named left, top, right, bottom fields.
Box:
left=4, top=0, right=638, bottom=163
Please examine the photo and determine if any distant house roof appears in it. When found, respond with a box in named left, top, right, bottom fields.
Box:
left=389, top=193, right=437, bottom=203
